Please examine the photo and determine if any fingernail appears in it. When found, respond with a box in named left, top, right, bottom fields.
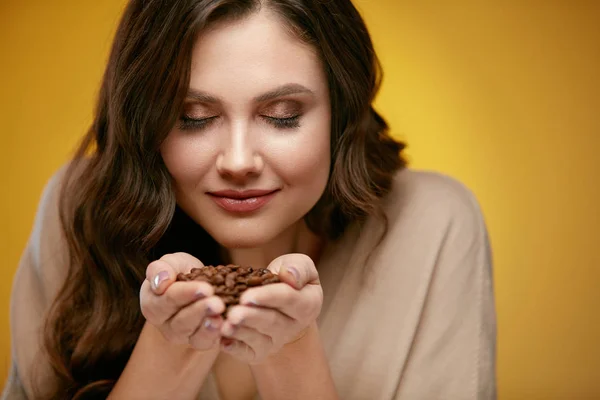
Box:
left=204, top=319, right=218, bottom=331
left=241, top=299, right=259, bottom=307
left=206, top=306, right=220, bottom=316
left=194, top=289, right=206, bottom=299
left=152, top=271, right=169, bottom=290
left=287, top=266, right=300, bottom=283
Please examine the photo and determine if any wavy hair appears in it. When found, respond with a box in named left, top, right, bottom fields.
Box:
left=40, top=0, right=406, bottom=397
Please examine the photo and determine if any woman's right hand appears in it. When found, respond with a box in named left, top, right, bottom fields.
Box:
left=140, top=252, right=226, bottom=351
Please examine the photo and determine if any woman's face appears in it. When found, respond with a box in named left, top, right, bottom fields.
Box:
left=161, top=9, right=331, bottom=249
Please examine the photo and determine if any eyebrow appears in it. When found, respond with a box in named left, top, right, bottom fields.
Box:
left=186, top=83, right=315, bottom=104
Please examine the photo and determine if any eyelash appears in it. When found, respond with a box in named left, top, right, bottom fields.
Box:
left=179, top=116, right=217, bottom=131
left=179, top=115, right=301, bottom=131
left=263, top=115, right=301, bottom=129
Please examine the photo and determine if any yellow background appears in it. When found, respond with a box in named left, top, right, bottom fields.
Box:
left=1, top=1, right=599, bottom=398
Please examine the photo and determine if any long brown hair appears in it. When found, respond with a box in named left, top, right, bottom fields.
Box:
left=41, top=0, right=406, bottom=397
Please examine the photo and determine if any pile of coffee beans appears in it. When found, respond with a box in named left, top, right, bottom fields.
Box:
left=176, top=264, right=280, bottom=308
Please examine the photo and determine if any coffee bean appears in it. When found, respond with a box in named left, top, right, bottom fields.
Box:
left=176, top=264, right=280, bottom=311
left=247, top=276, right=263, bottom=286
left=262, top=277, right=280, bottom=285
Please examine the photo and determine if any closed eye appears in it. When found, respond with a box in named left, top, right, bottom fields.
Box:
left=262, top=115, right=301, bottom=129
left=178, top=115, right=301, bottom=131
left=179, top=116, right=218, bottom=131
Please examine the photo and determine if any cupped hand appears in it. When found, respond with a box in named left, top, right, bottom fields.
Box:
left=219, top=253, right=323, bottom=363
left=140, top=252, right=226, bottom=351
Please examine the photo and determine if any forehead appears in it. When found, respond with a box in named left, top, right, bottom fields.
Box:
left=189, top=9, right=325, bottom=97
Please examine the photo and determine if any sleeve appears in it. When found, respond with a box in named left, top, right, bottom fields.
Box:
left=1, top=168, right=70, bottom=400
left=395, top=179, right=497, bottom=400
left=1, top=364, right=28, bottom=400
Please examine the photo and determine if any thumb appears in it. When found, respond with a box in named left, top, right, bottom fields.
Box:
left=270, top=254, right=319, bottom=290
left=145, top=260, right=176, bottom=295
left=279, top=265, right=304, bottom=290
left=145, top=252, right=204, bottom=295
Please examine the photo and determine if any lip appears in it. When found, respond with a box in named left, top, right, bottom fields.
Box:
left=207, top=189, right=279, bottom=213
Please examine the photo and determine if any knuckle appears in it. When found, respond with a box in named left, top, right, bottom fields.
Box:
left=145, top=260, right=163, bottom=279
left=159, top=253, right=179, bottom=267
left=164, top=287, right=179, bottom=308
left=298, top=253, right=314, bottom=270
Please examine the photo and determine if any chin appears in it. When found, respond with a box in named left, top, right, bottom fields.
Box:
left=206, top=224, right=280, bottom=250
left=215, top=235, right=265, bottom=249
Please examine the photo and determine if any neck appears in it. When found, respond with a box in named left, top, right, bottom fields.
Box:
left=224, top=220, right=324, bottom=269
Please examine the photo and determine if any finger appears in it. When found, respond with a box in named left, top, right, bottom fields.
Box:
left=225, top=304, right=295, bottom=338
left=239, top=283, right=297, bottom=319
left=141, top=280, right=216, bottom=325
left=145, top=253, right=205, bottom=295
left=220, top=327, right=272, bottom=363
left=222, top=324, right=272, bottom=352
left=267, top=253, right=319, bottom=290
left=239, top=283, right=322, bottom=321
left=220, top=338, right=255, bottom=362
left=188, top=315, right=224, bottom=350
left=168, top=295, right=225, bottom=337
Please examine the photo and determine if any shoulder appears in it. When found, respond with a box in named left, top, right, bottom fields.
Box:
left=8, top=165, right=71, bottom=399
left=367, top=168, right=491, bottom=273
left=27, top=161, right=86, bottom=298
left=30, top=165, right=67, bottom=255
left=29, top=165, right=68, bottom=265
left=375, top=170, right=497, bottom=398
left=381, top=168, right=487, bottom=238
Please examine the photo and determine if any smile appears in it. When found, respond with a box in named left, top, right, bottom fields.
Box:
left=207, top=189, right=279, bottom=213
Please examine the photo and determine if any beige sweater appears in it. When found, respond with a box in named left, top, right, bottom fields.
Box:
left=2, top=168, right=496, bottom=400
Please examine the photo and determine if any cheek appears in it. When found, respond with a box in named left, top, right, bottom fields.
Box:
left=277, top=136, right=330, bottom=186
left=266, top=126, right=331, bottom=190
left=160, top=133, right=215, bottom=186
left=281, top=117, right=331, bottom=186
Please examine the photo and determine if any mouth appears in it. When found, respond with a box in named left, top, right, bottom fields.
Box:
left=207, top=189, right=279, bottom=213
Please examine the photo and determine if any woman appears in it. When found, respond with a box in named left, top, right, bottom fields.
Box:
left=3, top=0, right=496, bottom=399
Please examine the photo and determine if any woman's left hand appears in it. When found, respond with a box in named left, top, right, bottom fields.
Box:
left=219, top=253, right=323, bottom=364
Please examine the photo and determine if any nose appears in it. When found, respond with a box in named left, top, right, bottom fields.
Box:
left=216, top=122, right=264, bottom=181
